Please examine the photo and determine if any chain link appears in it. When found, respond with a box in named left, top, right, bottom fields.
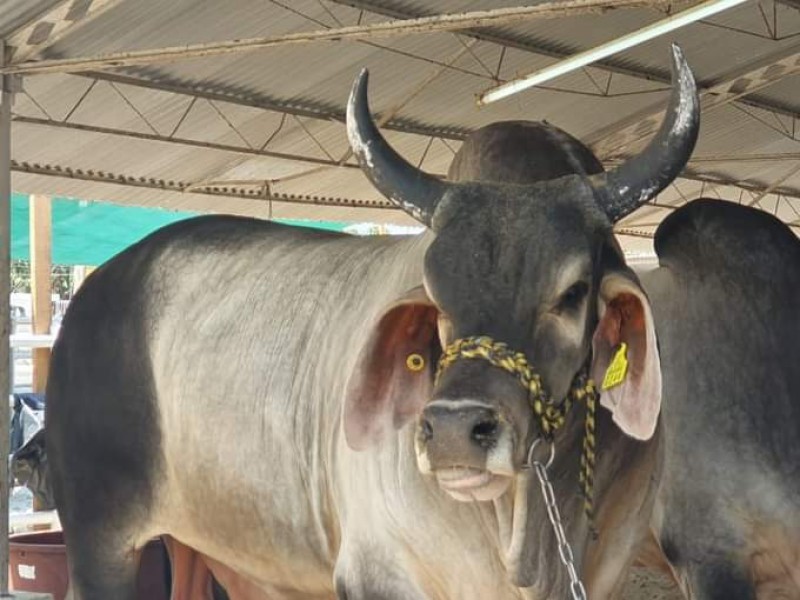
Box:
left=531, top=440, right=588, bottom=600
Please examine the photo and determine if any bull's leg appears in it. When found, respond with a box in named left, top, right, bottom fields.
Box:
left=63, top=525, right=143, bottom=600
left=53, top=449, right=159, bottom=600
left=658, top=513, right=798, bottom=599
left=50, top=416, right=161, bottom=600
left=334, top=547, right=427, bottom=600
left=653, top=537, right=756, bottom=600
left=163, top=536, right=216, bottom=600
left=685, top=544, right=800, bottom=600
left=47, top=334, right=163, bottom=600
left=211, top=578, right=231, bottom=600
left=686, top=560, right=755, bottom=600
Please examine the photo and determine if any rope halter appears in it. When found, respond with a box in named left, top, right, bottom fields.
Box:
left=433, top=336, right=598, bottom=523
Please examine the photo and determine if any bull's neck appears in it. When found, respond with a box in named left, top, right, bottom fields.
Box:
left=498, top=393, right=660, bottom=597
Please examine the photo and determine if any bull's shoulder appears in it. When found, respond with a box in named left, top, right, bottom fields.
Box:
left=653, top=198, right=800, bottom=283
left=66, top=217, right=345, bottom=319
left=95, top=216, right=342, bottom=276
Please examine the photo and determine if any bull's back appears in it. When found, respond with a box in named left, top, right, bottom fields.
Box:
left=648, top=199, right=800, bottom=485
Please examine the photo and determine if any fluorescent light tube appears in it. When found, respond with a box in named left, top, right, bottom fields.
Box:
left=478, top=0, right=749, bottom=105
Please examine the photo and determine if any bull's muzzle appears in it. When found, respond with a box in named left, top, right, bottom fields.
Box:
left=415, top=400, right=515, bottom=502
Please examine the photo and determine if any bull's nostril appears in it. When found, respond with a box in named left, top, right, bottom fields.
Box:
left=471, top=419, right=499, bottom=449
left=419, top=419, right=433, bottom=442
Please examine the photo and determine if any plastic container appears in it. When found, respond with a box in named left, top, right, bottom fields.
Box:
left=9, top=531, right=170, bottom=600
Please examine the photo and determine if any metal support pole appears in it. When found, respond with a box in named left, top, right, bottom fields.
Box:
left=0, top=41, right=15, bottom=598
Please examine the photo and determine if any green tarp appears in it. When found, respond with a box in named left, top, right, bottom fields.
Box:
left=10, top=193, right=350, bottom=266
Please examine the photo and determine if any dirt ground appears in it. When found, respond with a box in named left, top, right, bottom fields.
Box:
left=621, top=566, right=683, bottom=600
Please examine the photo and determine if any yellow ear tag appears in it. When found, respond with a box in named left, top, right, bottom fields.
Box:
left=406, top=353, right=426, bottom=372
left=601, top=343, right=628, bottom=391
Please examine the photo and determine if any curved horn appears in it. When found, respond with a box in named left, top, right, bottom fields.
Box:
left=595, top=44, right=699, bottom=223
left=346, top=69, right=448, bottom=226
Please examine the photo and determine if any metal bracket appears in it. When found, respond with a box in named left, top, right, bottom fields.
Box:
left=2, top=74, right=22, bottom=94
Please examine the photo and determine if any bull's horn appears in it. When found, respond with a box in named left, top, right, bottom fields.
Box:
left=347, top=69, right=448, bottom=226
left=593, top=44, right=699, bottom=223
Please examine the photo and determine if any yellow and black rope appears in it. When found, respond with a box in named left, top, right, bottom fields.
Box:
left=434, top=336, right=598, bottom=525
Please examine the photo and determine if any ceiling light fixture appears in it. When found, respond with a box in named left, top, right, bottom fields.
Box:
left=477, top=0, right=749, bottom=105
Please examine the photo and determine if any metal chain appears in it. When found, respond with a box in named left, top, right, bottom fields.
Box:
left=529, top=440, right=588, bottom=600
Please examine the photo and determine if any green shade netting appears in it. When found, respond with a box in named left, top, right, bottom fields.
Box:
left=10, top=193, right=351, bottom=266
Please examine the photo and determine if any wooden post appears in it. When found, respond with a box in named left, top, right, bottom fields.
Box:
left=29, top=194, right=51, bottom=394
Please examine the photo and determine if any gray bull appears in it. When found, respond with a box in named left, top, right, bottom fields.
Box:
left=641, top=202, right=800, bottom=598
left=45, top=45, right=795, bottom=600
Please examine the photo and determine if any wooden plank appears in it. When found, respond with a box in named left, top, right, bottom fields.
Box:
left=29, top=194, right=52, bottom=394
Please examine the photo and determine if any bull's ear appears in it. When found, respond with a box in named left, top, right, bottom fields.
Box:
left=591, top=272, right=661, bottom=441
left=344, top=286, right=439, bottom=451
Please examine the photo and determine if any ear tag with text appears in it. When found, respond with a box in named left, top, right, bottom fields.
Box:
left=602, top=342, right=628, bottom=391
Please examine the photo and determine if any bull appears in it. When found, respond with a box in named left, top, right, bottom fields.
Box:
left=46, top=44, right=798, bottom=599
left=641, top=201, right=800, bottom=597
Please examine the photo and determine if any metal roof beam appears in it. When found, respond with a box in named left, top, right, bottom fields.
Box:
left=1, top=0, right=665, bottom=76
left=685, top=152, right=800, bottom=164
left=589, top=43, right=800, bottom=157
left=9, top=162, right=799, bottom=226
left=78, top=71, right=469, bottom=142
left=332, top=0, right=675, bottom=82
left=680, top=169, right=800, bottom=201
left=16, top=112, right=799, bottom=197
left=21, top=112, right=796, bottom=179
left=11, top=156, right=799, bottom=205
left=12, top=115, right=363, bottom=171
left=606, top=152, right=800, bottom=164
left=333, top=0, right=799, bottom=122
left=10, top=159, right=392, bottom=208
left=7, top=0, right=122, bottom=63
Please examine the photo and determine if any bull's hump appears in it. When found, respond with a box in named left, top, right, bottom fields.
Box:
left=654, top=198, right=800, bottom=278
left=447, top=121, right=603, bottom=185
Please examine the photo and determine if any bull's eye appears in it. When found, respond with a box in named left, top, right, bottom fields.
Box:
left=557, top=281, right=589, bottom=312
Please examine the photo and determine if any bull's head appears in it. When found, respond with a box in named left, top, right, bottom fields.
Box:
left=343, top=46, right=697, bottom=504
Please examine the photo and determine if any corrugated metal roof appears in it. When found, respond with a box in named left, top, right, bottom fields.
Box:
left=0, top=0, right=795, bottom=253
left=0, top=0, right=62, bottom=38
